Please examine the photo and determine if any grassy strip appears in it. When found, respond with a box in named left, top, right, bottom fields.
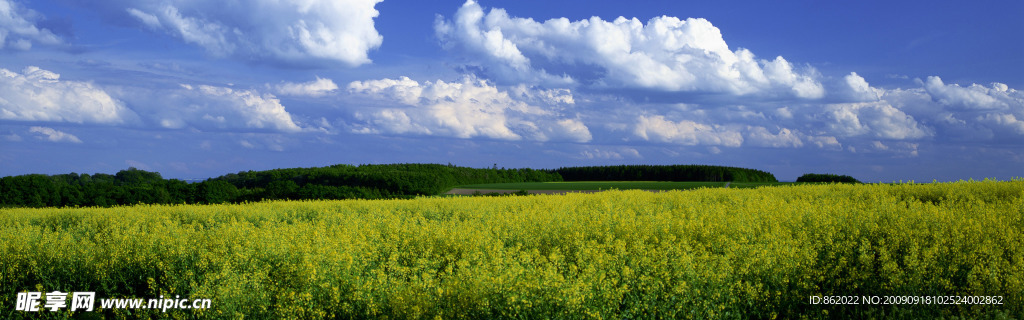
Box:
left=454, top=181, right=727, bottom=190
left=729, top=182, right=809, bottom=188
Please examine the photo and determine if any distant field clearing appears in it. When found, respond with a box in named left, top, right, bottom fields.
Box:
left=451, top=181, right=726, bottom=191
left=446, top=181, right=814, bottom=195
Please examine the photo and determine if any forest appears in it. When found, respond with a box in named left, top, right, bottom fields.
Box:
left=0, top=164, right=559, bottom=208
left=796, top=173, right=861, bottom=183
left=0, top=163, right=779, bottom=208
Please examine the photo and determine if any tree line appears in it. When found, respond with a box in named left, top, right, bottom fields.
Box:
left=552, top=165, right=778, bottom=182
left=213, top=163, right=561, bottom=202
left=0, top=164, right=561, bottom=208
left=1, top=163, right=786, bottom=208
left=795, top=173, right=861, bottom=183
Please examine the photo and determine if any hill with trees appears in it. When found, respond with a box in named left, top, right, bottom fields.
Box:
left=795, top=173, right=861, bottom=183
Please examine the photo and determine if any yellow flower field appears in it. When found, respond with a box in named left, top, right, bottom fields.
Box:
left=2, top=180, right=1022, bottom=319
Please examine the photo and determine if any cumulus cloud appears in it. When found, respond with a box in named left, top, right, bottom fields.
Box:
left=436, top=0, right=824, bottom=98
left=29, top=126, right=82, bottom=143
left=853, top=140, right=919, bottom=157
left=746, top=126, right=803, bottom=148
left=348, top=76, right=592, bottom=142
left=0, top=66, right=136, bottom=124
left=774, top=107, right=794, bottom=120
left=120, top=0, right=383, bottom=66
left=804, top=135, right=842, bottom=150
left=426, top=1, right=1022, bottom=156
left=0, top=65, right=306, bottom=133
left=873, top=77, right=1023, bottom=141
left=840, top=72, right=880, bottom=102
left=509, top=84, right=575, bottom=105
left=165, top=85, right=304, bottom=132
left=275, top=77, right=339, bottom=97
left=114, top=84, right=304, bottom=133
left=579, top=147, right=641, bottom=160
left=0, top=0, right=61, bottom=50
left=978, top=113, right=1024, bottom=135
left=823, top=102, right=931, bottom=140
left=634, top=115, right=743, bottom=147
left=923, top=76, right=1010, bottom=110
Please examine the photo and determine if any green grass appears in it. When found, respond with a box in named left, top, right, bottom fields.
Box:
left=729, top=182, right=805, bottom=188
left=453, top=181, right=728, bottom=191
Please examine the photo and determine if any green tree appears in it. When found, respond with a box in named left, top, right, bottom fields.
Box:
left=197, top=180, right=239, bottom=204
left=265, top=180, right=299, bottom=200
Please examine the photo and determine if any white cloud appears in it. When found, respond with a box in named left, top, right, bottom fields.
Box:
left=140, top=5, right=236, bottom=55
left=29, top=126, right=82, bottom=143
left=348, top=76, right=592, bottom=142
left=634, top=115, right=743, bottom=147
left=275, top=77, right=339, bottom=97
left=805, top=135, right=842, bottom=150
left=871, top=140, right=889, bottom=150
left=859, top=140, right=918, bottom=157
left=0, top=0, right=61, bottom=50
left=841, top=72, right=879, bottom=101
left=347, top=76, right=423, bottom=105
left=978, top=113, right=1024, bottom=135
left=923, top=76, right=1010, bottom=110
left=746, top=126, right=803, bottom=148
left=509, top=84, right=575, bottom=105
left=121, top=0, right=383, bottom=66
left=0, top=66, right=307, bottom=134
left=436, top=1, right=824, bottom=98
left=874, top=78, right=1024, bottom=140
left=0, top=66, right=136, bottom=124
left=824, top=102, right=931, bottom=140
left=774, top=107, right=793, bottom=119
left=763, top=56, right=824, bottom=99
left=125, top=8, right=160, bottom=29
left=579, top=147, right=641, bottom=160
left=119, top=84, right=304, bottom=133
left=175, top=85, right=304, bottom=132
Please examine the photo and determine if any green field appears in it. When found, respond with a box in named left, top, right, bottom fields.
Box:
left=453, top=181, right=831, bottom=192
left=453, top=181, right=728, bottom=190
left=728, top=181, right=811, bottom=188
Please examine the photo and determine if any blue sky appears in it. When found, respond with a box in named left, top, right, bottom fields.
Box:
left=1, top=0, right=1022, bottom=182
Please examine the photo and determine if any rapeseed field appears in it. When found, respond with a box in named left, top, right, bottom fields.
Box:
left=2, top=181, right=1022, bottom=319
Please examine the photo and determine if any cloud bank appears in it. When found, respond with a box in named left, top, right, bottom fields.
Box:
left=0, top=0, right=61, bottom=50
left=142, top=84, right=305, bottom=133
left=348, top=76, right=591, bottom=142
left=625, top=75, right=1022, bottom=155
left=436, top=0, right=824, bottom=98
left=0, top=66, right=135, bottom=124
left=634, top=115, right=743, bottom=147
left=29, top=126, right=81, bottom=143
left=275, top=77, right=339, bottom=97
left=121, top=0, right=383, bottom=66
left=0, top=65, right=305, bottom=133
